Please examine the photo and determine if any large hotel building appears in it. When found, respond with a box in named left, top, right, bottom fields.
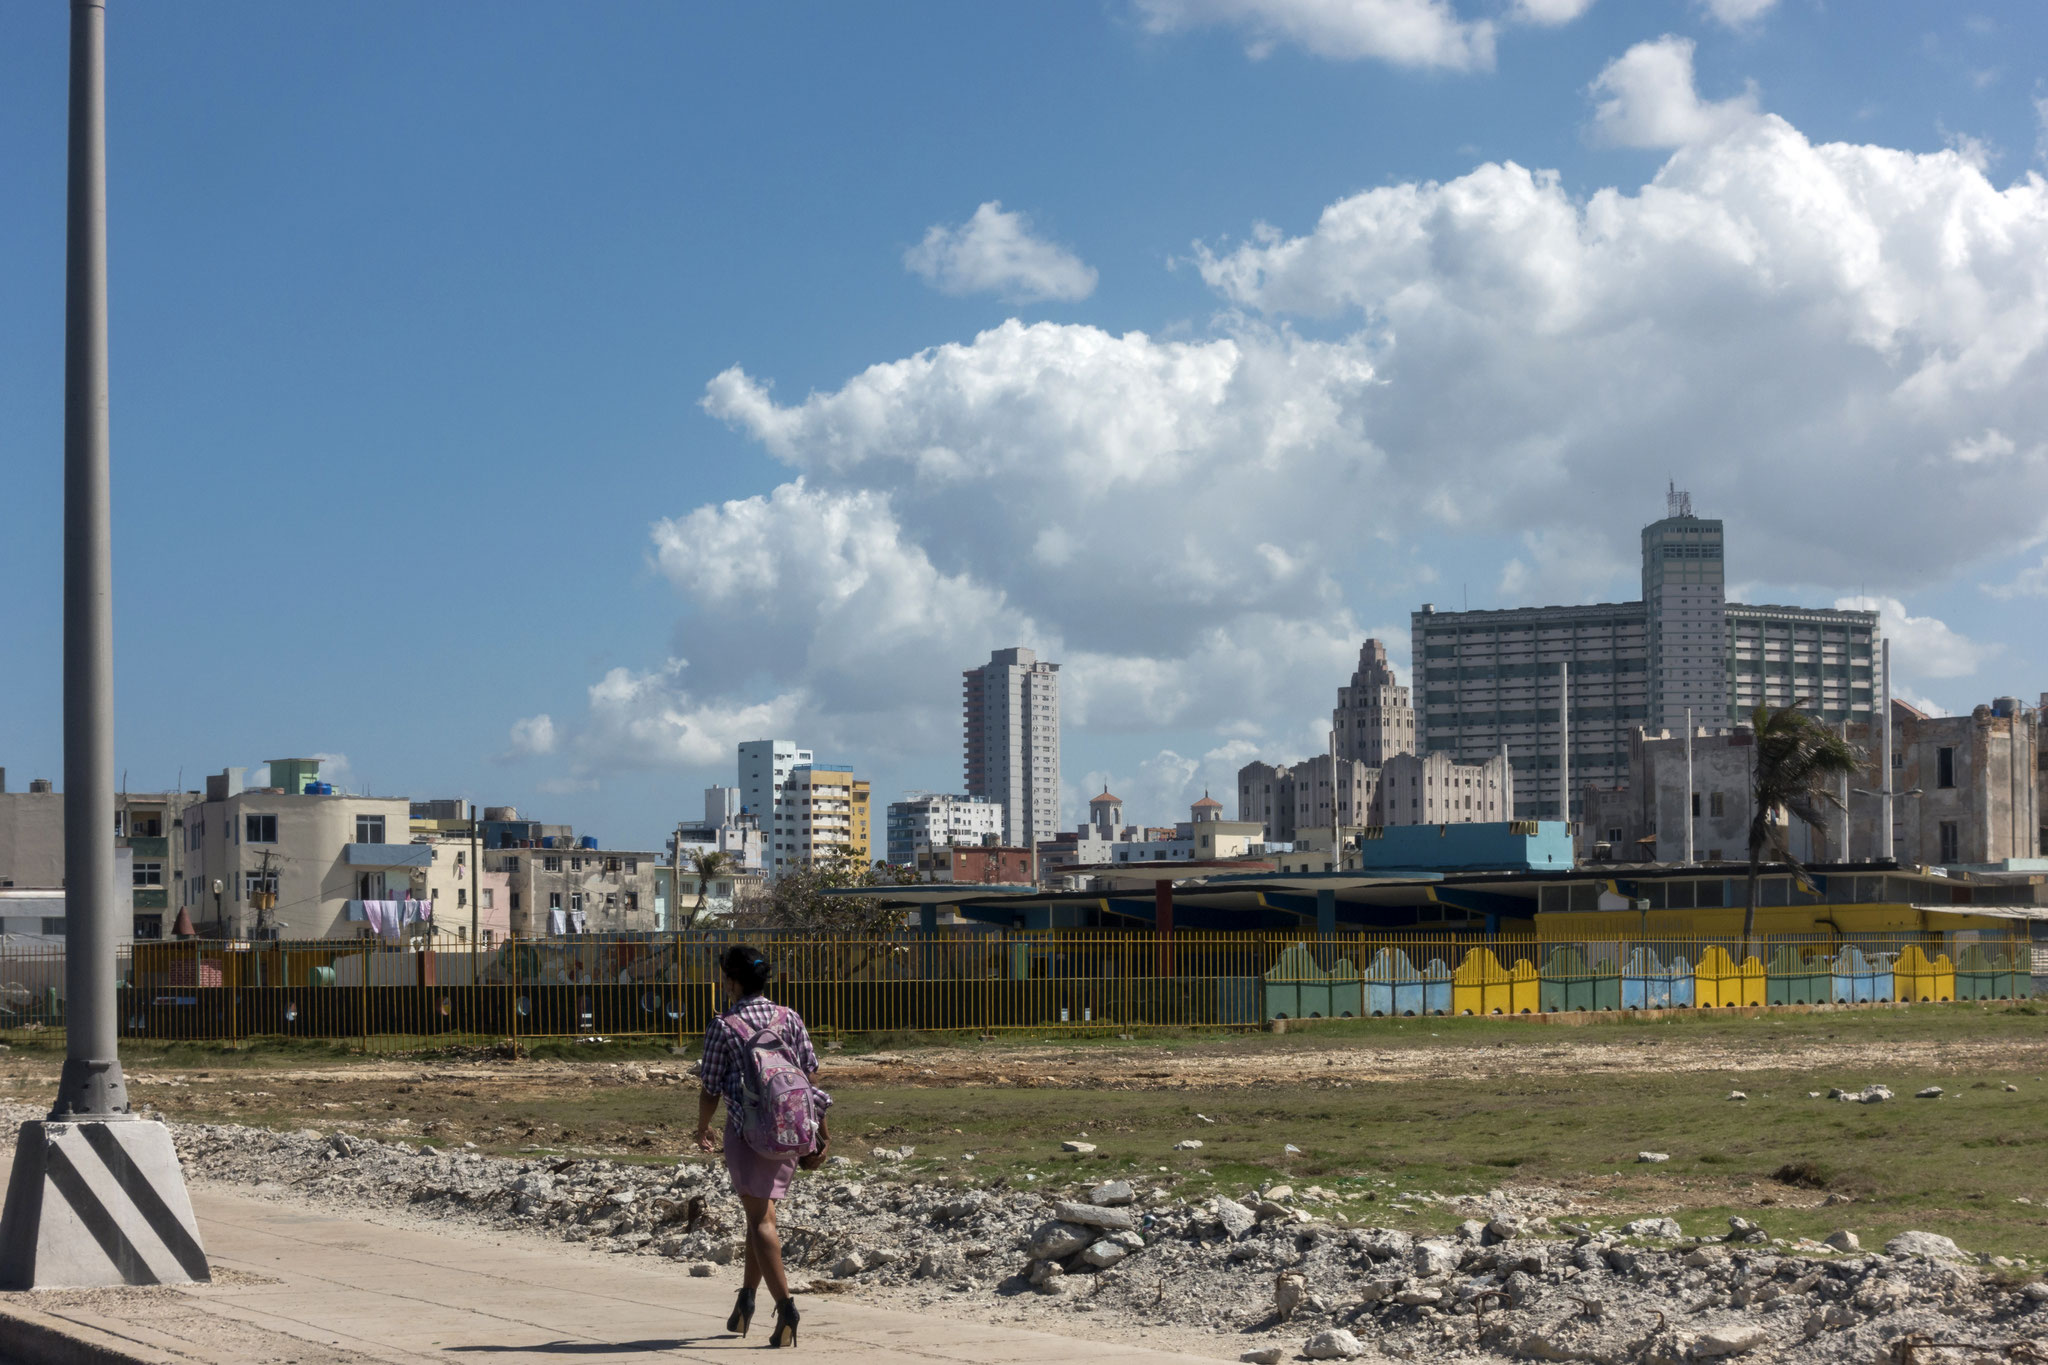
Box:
left=1410, top=491, right=1879, bottom=821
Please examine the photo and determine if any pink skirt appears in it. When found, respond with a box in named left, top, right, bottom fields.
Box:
left=724, top=1124, right=799, bottom=1200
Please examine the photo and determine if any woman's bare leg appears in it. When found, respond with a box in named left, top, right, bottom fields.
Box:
left=739, top=1194, right=790, bottom=1303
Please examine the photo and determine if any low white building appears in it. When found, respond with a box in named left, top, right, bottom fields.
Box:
left=885, top=793, right=1002, bottom=865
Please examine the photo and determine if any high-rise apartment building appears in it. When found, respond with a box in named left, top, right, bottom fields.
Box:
left=963, top=647, right=1061, bottom=847
left=1642, top=487, right=1728, bottom=733
left=1411, top=495, right=1878, bottom=820
left=738, top=739, right=812, bottom=877
left=794, top=765, right=870, bottom=866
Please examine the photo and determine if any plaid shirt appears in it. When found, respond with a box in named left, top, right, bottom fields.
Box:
left=699, top=994, right=828, bottom=1127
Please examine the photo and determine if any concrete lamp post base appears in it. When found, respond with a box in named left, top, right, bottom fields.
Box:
left=0, top=1119, right=210, bottom=1289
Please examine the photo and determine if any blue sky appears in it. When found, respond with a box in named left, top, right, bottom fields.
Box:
left=2, top=1, right=2045, bottom=847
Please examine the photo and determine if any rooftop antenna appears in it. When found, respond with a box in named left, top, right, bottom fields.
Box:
left=1667, top=480, right=1692, bottom=519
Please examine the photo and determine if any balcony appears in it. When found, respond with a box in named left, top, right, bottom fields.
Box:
left=345, top=843, right=433, bottom=868
left=123, top=835, right=169, bottom=858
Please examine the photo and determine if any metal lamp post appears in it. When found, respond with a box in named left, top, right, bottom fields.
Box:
left=0, top=0, right=209, bottom=1289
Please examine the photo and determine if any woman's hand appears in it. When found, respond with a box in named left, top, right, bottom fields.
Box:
left=693, top=1125, right=717, bottom=1153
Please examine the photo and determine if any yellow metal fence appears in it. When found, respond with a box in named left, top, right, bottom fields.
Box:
left=0, top=930, right=2029, bottom=1051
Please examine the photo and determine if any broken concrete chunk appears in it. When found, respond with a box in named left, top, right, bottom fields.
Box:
left=1026, top=1220, right=1093, bottom=1260
left=1089, top=1180, right=1135, bottom=1207
left=1622, top=1217, right=1684, bottom=1240
left=1690, top=1324, right=1769, bottom=1357
left=1637, top=1151, right=1671, bottom=1163
left=1051, top=1200, right=1134, bottom=1231
left=1302, top=1327, right=1364, bottom=1360
left=1079, top=1239, right=1128, bottom=1268
left=1214, top=1197, right=1256, bottom=1239
left=1884, top=1231, right=1965, bottom=1260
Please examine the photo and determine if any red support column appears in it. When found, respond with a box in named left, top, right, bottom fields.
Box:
left=1155, top=878, right=1175, bottom=977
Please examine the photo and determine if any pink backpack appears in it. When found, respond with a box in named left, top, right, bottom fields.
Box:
left=724, top=1006, right=819, bottom=1158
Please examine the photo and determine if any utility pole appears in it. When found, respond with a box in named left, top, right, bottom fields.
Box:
left=1880, top=639, right=1894, bottom=863
left=1684, top=707, right=1694, bottom=866
left=2, top=0, right=209, bottom=1289
left=1328, top=728, right=1340, bottom=872
left=671, top=822, right=685, bottom=932
left=468, top=805, right=480, bottom=954
left=1559, top=662, right=1571, bottom=826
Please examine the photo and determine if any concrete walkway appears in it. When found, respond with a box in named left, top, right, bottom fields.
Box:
left=0, top=1184, right=1232, bottom=1365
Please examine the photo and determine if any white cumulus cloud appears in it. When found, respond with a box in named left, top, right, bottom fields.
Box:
left=1981, top=553, right=2048, bottom=600
left=1134, top=0, right=1497, bottom=70
left=1697, top=0, right=1776, bottom=30
left=506, top=715, right=556, bottom=757
left=516, top=65, right=2048, bottom=819
left=1837, top=596, right=2000, bottom=682
left=1589, top=36, right=1757, bottom=148
left=904, top=202, right=1097, bottom=303
left=1512, top=0, right=1596, bottom=26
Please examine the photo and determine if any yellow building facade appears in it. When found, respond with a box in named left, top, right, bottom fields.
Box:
left=797, top=766, right=871, bottom=866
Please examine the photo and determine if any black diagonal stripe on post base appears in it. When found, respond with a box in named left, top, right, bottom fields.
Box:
left=42, top=1143, right=158, bottom=1285
left=78, top=1125, right=209, bottom=1282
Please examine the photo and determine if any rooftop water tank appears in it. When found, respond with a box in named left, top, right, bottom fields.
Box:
left=580, top=836, right=598, bottom=850
left=541, top=836, right=555, bottom=848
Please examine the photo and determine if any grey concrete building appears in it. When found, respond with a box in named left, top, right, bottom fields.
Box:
left=1237, top=638, right=1509, bottom=844
left=1412, top=494, right=1877, bottom=820
left=1846, top=697, right=2041, bottom=867
left=0, top=772, right=185, bottom=939
left=963, top=647, right=1061, bottom=848
left=495, top=838, right=660, bottom=937
left=1236, top=761, right=1296, bottom=845
left=1334, top=639, right=1415, bottom=764
left=1580, top=727, right=1820, bottom=866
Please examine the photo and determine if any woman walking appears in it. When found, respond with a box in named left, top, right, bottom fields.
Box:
left=695, top=945, right=830, bottom=1348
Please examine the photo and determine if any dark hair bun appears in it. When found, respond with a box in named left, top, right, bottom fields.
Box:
left=720, top=945, right=772, bottom=994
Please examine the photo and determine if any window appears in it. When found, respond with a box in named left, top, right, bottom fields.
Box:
left=510, top=892, right=521, bottom=911
left=133, top=861, right=163, bottom=888
left=41, top=918, right=65, bottom=936
left=625, top=891, right=639, bottom=911
left=482, top=929, right=496, bottom=947
left=481, top=889, right=494, bottom=909
left=245, top=814, right=277, bottom=843
left=624, top=859, right=638, bottom=874
left=1691, top=792, right=1700, bottom=818
left=356, top=871, right=387, bottom=899
left=457, top=888, right=467, bottom=908
left=1710, top=792, right=1726, bottom=818
left=1936, top=747, right=1956, bottom=790
left=605, top=893, right=618, bottom=910
left=543, top=856, right=561, bottom=872
left=570, top=857, right=584, bottom=871
left=355, top=814, right=386, bottom=844
left=503, top=856, right=520, bottom=872
left=1939, top=821, right=1960, bottom=863
left=549, top=892, right=562, bottom=910
left=570, top=892, right=584, bottom=912
left=244, top=870, right=277, bottom=899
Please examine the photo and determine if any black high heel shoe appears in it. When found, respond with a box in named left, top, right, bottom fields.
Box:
left=769, top=1297, right=799, bottom=1348
left=727, top=1286, right=756, bottom=1337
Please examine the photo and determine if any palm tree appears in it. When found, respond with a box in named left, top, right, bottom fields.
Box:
left=685, top=849, right=735, bottom=929
left=1742, top=701, right=1862, bottom=947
